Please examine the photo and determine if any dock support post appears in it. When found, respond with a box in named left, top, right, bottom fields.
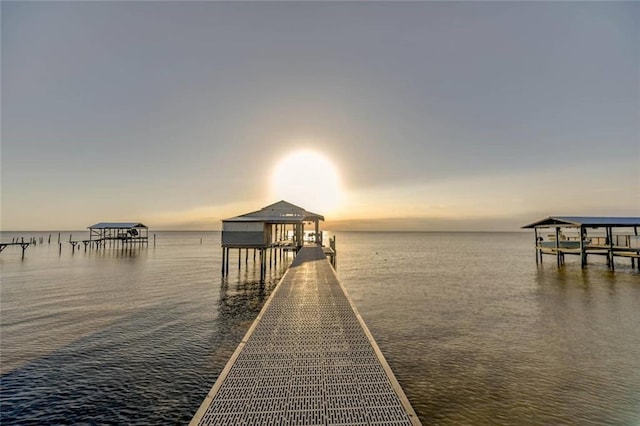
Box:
left=20, top=243, right=28, bottom=260
left=629, top=226, right=640, bottom=271
left=607, top=227, right=614, bottom=270
left=222, top=247, right=226, bottom=276
left=555, top=227, right=560, bottom=267
left=534, top=228, right=539, bottom=265
left=580, top=226, right=585, bottom=268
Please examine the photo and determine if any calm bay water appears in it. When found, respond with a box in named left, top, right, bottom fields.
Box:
left=1, top=231, right=639, bottom=424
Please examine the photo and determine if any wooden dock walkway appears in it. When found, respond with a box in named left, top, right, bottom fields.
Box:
left=191, top=246, right=420, bottom=425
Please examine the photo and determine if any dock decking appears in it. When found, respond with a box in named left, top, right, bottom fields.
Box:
left=191, top=246, right=420, bottom=425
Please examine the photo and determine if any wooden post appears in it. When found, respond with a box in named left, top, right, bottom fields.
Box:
left=629, top=226, right=640, bottom=271
left=608, top=227, right=615, bottom=270
left=221, top=246, right=226, bottom=276
left=263, top=249, right=267, bottom=277
left=534, top=228, right=539, bottom=265
left=333, top=235, right=337, bottom=269
left=238, top=248, right=241, bottom=270
left=555, top=227, right=560, bottom=267
left=579, top=225, right=585, bottom=268
left=154, top=233, right=156, bottom=247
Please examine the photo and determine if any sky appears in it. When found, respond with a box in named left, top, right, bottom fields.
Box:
left=2, top=1, right=639, bottom=231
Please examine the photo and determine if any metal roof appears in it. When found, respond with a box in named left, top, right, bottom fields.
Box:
left=522, top=216, right=640, bottom=228
left=223, top=200, right=325, bottom=223
left=88, top=222, right=148, bottom=229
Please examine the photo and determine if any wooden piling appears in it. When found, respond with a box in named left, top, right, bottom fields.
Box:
left=607, top=227, right=615, bottom=271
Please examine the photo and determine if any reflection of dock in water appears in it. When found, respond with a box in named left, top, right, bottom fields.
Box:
left=191, top=246, right=420, bottom=425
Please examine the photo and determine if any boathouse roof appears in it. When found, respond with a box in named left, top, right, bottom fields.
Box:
left=522, top=216, right=640, bottom=228
left=223, top=200, right=324, bottom=224
left=88, top=222, right=148, bottom=229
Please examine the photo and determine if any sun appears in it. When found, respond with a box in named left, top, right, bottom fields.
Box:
left=270, top=150, right=343, bottom=214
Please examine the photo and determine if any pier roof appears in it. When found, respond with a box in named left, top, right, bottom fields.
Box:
left=522, top=216, right=640, bottom=228
left=223, top=200, right=324, bottom=224
left=88, top=222, right=148, bottom=229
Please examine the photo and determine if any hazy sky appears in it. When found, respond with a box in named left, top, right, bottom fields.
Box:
left=2, top=1, right=639, bottom=231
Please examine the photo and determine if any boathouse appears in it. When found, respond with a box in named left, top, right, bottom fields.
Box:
left=221, top=200, right=327, bottom=279
left=522, top=216, right=640, bottom=270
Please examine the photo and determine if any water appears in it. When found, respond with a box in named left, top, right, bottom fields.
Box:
left=1, top=231, right=639, bottom=424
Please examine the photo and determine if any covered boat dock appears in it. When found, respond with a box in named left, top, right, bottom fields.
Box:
left=87, top=222, right=149, bottom=248
left=522, top=216, right=640, bottom=270
left=221, top=200, right=335, bottom=280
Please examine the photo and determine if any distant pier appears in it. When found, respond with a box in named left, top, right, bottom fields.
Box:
left=191, top=246, right=420, bottom=425
left=523, top=216, right=640, bottom=270
left=0, top=241, right=32, bottom=259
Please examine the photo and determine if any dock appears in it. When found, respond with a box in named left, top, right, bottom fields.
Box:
left=191, top=246, right=420, bottom=425
left=523, top=216, right=640, bottom=270
left=0, top=241, right=32, bottom=259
